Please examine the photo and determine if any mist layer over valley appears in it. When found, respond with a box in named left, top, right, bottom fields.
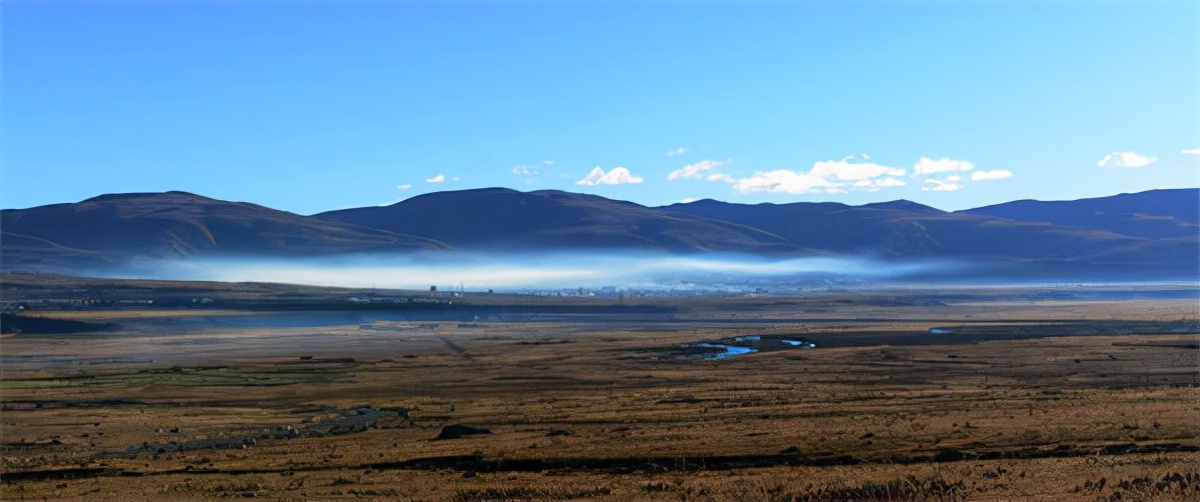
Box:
left=96, top=252, right=968, bottom=292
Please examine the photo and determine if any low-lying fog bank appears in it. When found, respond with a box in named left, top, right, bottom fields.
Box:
left=88, top=252, right=966, bottom=293
left=73, top=251, right=1199, bottom=295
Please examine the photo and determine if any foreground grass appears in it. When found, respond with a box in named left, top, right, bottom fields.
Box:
left=2, top=296, right=1197, bottom=500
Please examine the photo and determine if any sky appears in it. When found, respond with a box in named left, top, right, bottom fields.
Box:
left=2, top=1, right=1198, bottom=214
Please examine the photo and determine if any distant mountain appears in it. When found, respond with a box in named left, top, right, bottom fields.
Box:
left=1, top=188, right=1196, bottom=280
left=660, top=194, right=1196, bottom=279
left=0, top=191, right=449, bottom=269
left=660, top=198, right=1152, bottom=262
left=315, top=188, right=800, bottom=254
left=661, top=199, right=949, bottom=255
left=959, top=189, right=1199, bottom=239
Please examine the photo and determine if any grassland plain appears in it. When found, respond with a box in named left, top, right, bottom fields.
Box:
left=1, top=281, right=1198, bottom=500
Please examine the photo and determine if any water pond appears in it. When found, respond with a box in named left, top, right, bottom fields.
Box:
left=684, top=342, right=758, bottom=360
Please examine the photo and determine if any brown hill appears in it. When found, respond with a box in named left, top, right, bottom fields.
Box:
left=1, top=191, right=449, bottom=269
left=315, top=188, right=801, bottom=254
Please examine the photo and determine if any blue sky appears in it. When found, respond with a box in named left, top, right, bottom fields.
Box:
left=3, top=1, right=1197, bottom=214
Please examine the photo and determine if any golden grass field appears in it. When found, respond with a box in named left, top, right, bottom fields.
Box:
left=2, top=281, right=1198, bottom=501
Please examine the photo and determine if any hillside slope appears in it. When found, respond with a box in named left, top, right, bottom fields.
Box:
left=316, top=188, right=801, bottom=254
left=1, top=191, right=449, bottom=269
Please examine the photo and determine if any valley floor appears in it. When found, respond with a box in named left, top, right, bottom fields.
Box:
left=2, top=283, right=1198, bottom=500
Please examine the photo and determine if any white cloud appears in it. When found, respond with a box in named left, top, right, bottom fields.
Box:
left=575, top=166, right=644, bottom=185
left=913, top=157, right=974, bottom=175
left=1097, top=151, right=1157, bottom=168
left=543, top=159, right=555, bottom=165
left=512, top=165, right=538, bottom=176
left=451, top=176, right=460, bottom=182
left=728, top=155, right=910, bottom=195
left=678, top=197, right=700, bottom=204
left=397, top=184, right=412, bottom=190
left=667, top=160, right=722, bottom=180
left=707, top=173, right=735, bottom=183
left=666, top=147, right=687, bottom=156
left=809, top=157, right=906, bottom=181
left=733, top=170, right=840, bottom=195
left=863, top=179, right=904, bottom=192
left=1181, top=148, right=1200, bottom=155
left=854, top=177, right=906, bottom=191
left=425, top=174, right=445, bottom=183
left=947, top=175, right=962, bottom=182
left=971, top=169, right=1013, bottom=181
left=921, top=178, right=960, bottom=192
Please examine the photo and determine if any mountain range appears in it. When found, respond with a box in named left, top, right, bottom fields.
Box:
left=2, top=188, right=1196, bottom=280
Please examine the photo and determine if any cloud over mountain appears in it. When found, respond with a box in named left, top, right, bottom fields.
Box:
left=667, top=160, right=723, bottom=180
left=575, top=167, right=644, bottom=185
left=913, top=157, right=974, bottom=175
left=1097, top=151, right=1156, bottom=168
left=512, top=165, right=537, bottom=176
left=733, top=169, right=840, bottom=194
left=922, top=177, right=960, bottom=192
left=810, top=156, right=905, bottom=181
left=730, top=155, right=907, bottom=195
left=971, top=169, right=1013, bottom=181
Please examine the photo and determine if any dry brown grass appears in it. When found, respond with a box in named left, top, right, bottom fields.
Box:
left=2, top=291, right=1197, bottom=500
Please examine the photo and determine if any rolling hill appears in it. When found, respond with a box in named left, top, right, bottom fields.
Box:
left=1, top=188, right=1195, bottom=280
left=661, top=190, right=1197, bottom=279
left=0, top=191, right=449, bottom=270
left=959, top=188, right=1199, bottom=240
left=315, top=188, right=801, bottom=254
